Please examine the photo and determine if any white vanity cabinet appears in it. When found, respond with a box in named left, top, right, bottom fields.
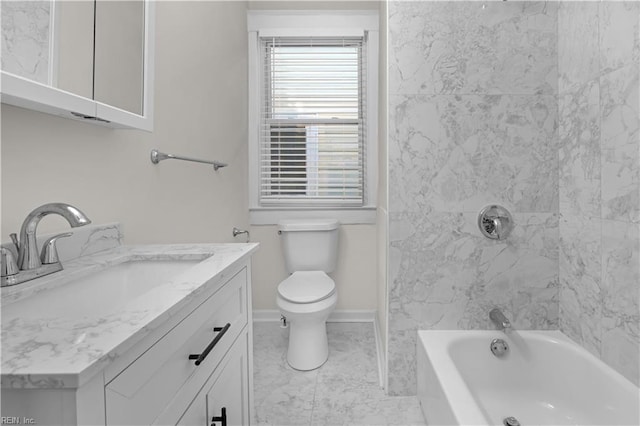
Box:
left=105, top=266, right=252, bottom=425
left=1, top=244, right=257, bottom=426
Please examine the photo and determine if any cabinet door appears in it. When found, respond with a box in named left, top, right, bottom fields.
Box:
left=176, top=332, right=249, bottom=426
left=207, top=333, right=249, bottom=426
left=177, top=395, right=207, bottom=426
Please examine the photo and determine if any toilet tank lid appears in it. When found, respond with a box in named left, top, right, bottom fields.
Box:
left=278, top=219, right=339, bottom=232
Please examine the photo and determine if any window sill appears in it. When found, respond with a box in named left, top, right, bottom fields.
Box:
left=249, top=207, right=377, bottom=225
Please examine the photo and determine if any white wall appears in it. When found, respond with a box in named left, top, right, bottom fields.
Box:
left=246, top=0, right=381, bottom=312
left=1, top=0, right=383, bottom=315
left=2, top=1, right=249, bottom=245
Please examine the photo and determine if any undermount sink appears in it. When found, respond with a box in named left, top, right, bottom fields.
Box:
left=2, top=258, right=203, bottom=320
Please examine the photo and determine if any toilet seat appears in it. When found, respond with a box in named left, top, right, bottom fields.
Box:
left=277, top=271, right=335, bottom=304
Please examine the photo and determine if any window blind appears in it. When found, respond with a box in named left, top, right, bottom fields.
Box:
left=259, top=36, right=366, bottom=207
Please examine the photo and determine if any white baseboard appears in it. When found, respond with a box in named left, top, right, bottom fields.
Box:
left=253, top=309, right=376, bottom=323
left=252, top=310, right=282, bottom=323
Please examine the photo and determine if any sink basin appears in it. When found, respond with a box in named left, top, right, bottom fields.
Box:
left=2, top=259, right=202, bottom=320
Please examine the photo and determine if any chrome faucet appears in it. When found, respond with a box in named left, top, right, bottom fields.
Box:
left=489, top=308, right=511, bottom=332
left=1, top=203, right=91, bottom=287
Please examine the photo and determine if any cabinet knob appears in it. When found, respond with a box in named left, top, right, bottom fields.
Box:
left=211, top=407, right=226, bottom=426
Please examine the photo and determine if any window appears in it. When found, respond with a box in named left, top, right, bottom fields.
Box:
left=262, top=37, right=365, bottom=205
left=248, top=11, right=378, bottom=224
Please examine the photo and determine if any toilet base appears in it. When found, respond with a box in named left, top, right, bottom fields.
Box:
left=287, top=319, right=329, bottom=370
left=277, top=292, right=337, bottom=371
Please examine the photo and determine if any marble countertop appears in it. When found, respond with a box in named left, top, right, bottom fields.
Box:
left=1, top=243, right=258, bottom=389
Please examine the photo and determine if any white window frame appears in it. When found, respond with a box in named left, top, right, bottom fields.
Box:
left=247, top=10, right=379, bottom=225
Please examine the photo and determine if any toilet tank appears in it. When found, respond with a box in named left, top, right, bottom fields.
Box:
left=278, top=219, right=339, bottom=273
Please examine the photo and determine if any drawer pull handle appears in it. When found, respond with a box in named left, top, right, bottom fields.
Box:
left=189, top=323, right=231, bottom=366
left=211, top=407, right=226, bottom=426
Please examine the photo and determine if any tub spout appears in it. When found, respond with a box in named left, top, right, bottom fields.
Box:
left=489, top=308, right=511, bottom=332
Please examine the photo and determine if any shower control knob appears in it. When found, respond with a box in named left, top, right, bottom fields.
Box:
left=478, top=205, right=513, bottom=240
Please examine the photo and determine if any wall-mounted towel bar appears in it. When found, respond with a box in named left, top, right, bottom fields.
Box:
left=150, top=149, right=228, bottom=171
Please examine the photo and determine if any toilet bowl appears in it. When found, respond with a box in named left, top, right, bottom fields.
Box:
left=277, top=271, right=337, bottom=370
left=276, top=220, right=340, bottom=371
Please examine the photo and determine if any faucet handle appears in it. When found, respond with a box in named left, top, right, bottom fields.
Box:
left=9, top=233, right=19, bottom=253
left=40, top=233, right=72, bottom=265
left=1, top=247, right=19, bottom=277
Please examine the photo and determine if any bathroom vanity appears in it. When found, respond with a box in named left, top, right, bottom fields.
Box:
left=1, top=229, right=258, bottom=425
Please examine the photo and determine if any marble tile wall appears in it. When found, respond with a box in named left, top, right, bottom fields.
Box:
left=387, top=1, right=559, bottom=395
left=558, top=0, right=640, bottom=386
left=1, top=1, right=52, bottom=84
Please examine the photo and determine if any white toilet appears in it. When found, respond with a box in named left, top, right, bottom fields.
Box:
left=276, top=219, right=339, bottom=371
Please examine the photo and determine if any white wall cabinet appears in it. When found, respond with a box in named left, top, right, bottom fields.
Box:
left=0, top=0, right=154, bottom=131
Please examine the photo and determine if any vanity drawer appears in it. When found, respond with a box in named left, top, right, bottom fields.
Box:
left=105, top=267, right=248, bottom=426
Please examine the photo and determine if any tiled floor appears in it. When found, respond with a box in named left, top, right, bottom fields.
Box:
left=253, top=322, right=426, bottom=426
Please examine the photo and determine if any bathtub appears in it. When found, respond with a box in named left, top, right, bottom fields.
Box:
left=417, top=330, right=640, bottom=425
